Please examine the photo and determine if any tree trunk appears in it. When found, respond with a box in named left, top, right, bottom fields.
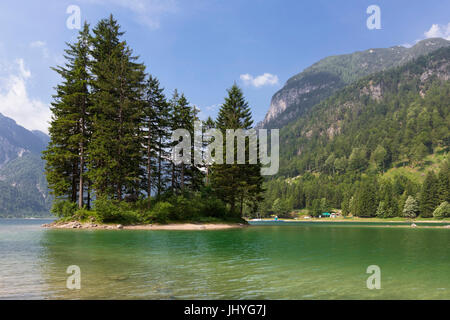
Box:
left=78, top=142, right=84, bottom=208
left=72, top=163, right=77, bottom=203
left=181, top=164, right=185, bottom=192
left=147, top=124, right=152, bottom=209
left=171, top=162, right=176, bottom=194
left=158, top=137, right=162, bottom=197
left=240, top=195, right=244, bottom=217
left=87, top=180, right=91, bottom=210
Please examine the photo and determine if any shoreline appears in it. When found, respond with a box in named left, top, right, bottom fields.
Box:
left=248, top=218, right=450, bottom=228
left=42, top=220, right=247, bottom=231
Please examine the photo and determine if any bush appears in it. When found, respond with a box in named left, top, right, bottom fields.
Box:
left=199, top=197, right=227, bottom=218
left=94, top=197, right=121, bottom=222
left=73, top=207, right=94, bottom=221
left=145, top=202, right=173, bottom=224
left=168, top=195, right=200, bottom=220
left=51, top=200, right=77, bottom=218
left=433, top=202, right=450, bottom=219
left=94, top=197, right=141, bottom=224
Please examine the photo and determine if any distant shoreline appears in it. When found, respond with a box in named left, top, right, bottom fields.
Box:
left=42, top=220, right=247, bottom=231
left=248, top=218, right=450, bottom=228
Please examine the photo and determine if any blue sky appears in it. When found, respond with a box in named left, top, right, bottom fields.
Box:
left=0, top=0, right=449, bottom=132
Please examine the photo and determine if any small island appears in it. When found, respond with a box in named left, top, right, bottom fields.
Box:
left=42, top=16, right=265, bottom=229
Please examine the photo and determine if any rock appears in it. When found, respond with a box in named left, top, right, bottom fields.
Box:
left=117, top=224, right=124, bottom=230
left=411, top=223, right=417, bottom=228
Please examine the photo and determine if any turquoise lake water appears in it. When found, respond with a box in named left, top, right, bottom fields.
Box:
left=0, top=219, right=449, bottom=299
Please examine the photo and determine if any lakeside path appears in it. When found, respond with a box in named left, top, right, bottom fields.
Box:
left=43, top=220, right=247, bottom=231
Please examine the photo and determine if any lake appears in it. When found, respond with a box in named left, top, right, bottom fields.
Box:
left=0, top=218, right=449, bottom=299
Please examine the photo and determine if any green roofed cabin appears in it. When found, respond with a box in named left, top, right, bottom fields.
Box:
left=322, top=213, right=331, bottom=217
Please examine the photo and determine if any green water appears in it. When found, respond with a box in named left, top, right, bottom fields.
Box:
left=0, top=219, right=449, bottom=299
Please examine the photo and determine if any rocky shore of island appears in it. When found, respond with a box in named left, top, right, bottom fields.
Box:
left=42, top=220, right=247, bottom=231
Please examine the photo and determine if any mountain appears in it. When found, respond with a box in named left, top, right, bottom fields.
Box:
left=260, top=46, right=450, bottom=217
left=0, top=113, right=48, bottom=168
left=0, top=113, right=51, bottom=217
left=261, top=38, right=450, bottom=129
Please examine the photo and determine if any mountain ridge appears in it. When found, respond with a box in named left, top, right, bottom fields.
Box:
left=260, top=38, right=450, bottom=129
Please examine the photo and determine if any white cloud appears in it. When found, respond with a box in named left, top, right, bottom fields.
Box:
left=30, top=41, right=50, bottom=59
left=401, top=22, right=450, bottom=48
left=240, top=73, right=279, bottom=88
left=0, top=59, right=51, bottom=133
left=424, top=23, right=450, bottom=40
left=79, top=0, right=178, bottom=29
left=205, top=104, right=220, bottom=112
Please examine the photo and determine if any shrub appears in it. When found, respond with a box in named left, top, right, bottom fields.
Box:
left=94, top=197, right=121, bottom=222
left=199, top=197, right=227, bottom=218
left=93, top=198, right=141, bottom=224
left=51, top=200, right=77, bottom=218
left=169, top=196, right=200, bottom=220
left=145, top=202, right=173, bottom=224
left=73, top=207, right=94, bottom=221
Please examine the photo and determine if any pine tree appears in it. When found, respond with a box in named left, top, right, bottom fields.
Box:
left=376, top=201, right=387, bottom=218
left=379, top=180, right=398, bottom=217
left=372, top=145, right=387, bottom=172
left=211, top=84, right=263, bottom=217
left=169, top=92, right=201, bottom=193
left=419, top=171, right=439, bottom=217
left=353, top=179, right=378, bottom=217
left=437, top=159, right=450, bottom=203
left=202, top=116, right=216, bottom=186
left=43, top=23, right=91, bottom=208
left=150, top=84, right=171, bottom=197
left=142, top=75, right=166, bottom=207
left=88, top=15, right=146, bottom=200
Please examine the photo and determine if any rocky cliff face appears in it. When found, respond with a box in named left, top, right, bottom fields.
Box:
left=261, top=38, right=450, bottom=129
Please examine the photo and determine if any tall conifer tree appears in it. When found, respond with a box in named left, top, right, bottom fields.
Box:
left=88, top=15, right=146, bottom=200
left=211, top=84, right=263, bottom=216
left=43, top=23, right=91, bottom=207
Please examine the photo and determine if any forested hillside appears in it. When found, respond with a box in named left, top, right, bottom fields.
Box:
left=0, top=154, right=51, bottom=217
left=0, top=113, right=51, bottom=217
left=261, top=47, right=450, bottom=219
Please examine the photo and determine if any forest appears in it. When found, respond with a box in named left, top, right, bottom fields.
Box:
left=43, top=15, right=263, bottom=224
